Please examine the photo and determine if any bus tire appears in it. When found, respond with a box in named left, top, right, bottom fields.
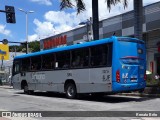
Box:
left=65, top=83, right=77, bottom=99
left=28, top=90, right=34, bottom=95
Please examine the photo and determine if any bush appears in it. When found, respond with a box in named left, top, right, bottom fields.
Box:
left=146, top=74, right=160, bottom=87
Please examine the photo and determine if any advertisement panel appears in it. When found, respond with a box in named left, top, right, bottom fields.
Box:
left=0, top=44, right=9, bottom=60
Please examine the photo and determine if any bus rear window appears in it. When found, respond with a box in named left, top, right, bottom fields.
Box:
left=118, top=38, right=144, bottom=44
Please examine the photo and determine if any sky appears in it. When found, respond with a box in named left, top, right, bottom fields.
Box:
left=0, top=0, right=160, bottom=44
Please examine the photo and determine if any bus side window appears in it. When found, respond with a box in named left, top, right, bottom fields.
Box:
left=71, top=48, right=89, bottom=68
left=13, top=60, right=21, bottom=75
left=21, top=58, right=30, bottom=71
left=31, top=64, right=36, bottom=70
left=31, top=56, right=42, bottom=71
left=72, top=56, right=80, bottom=67
left=55, top=62, right=58, bottom=68
left=90, top=44, right=108, bottom=67
left=55, top=51, right=70, bottom=69
left=42, top=53, right=55, bottom=70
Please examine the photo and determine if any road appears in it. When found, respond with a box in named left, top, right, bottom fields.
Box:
left=0, top=86, right=160, bottom=120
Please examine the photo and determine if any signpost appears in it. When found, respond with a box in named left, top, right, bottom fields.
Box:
left=0, top=39, right=28, bottom=54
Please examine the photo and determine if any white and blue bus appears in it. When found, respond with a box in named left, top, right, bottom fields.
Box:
left=12, top=36, right=146, bottom=98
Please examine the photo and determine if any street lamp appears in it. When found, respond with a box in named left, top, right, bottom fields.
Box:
left=19, top=8, right=34, bottom=54
left=79, top=17, right=93, bottom=41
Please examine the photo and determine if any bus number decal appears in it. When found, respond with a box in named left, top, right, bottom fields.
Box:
left=102, top=69, right=111, bottom=82
left=102, top=70, right=109, bottom=74
left=67, top=73, right=72, bottom=77
left=102, top=75, right=111, bottom=81
left=122, top=73, right=128, bottom=79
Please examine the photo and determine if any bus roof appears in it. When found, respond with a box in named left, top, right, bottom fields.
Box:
left=14, top=36, right=144, bottom=60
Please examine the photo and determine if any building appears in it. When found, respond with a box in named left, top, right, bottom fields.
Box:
left=0, top=52, right=25, bottom=83
left=40, top=2, right=160, bottom=75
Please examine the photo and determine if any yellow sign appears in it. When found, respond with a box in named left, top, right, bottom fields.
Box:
left=0, top=44, right=9, bottom=60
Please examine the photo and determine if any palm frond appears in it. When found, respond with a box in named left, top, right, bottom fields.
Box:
left=60, top=0, right=74, bottom=10
left=75, top=0, right=85, bottom=14
left=106, top=0, right=128, bottom=11
left=60, top=0, right=85, bottom=14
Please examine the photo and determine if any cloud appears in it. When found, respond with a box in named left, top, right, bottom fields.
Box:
left=0, top=24, right=11, bottom=36
left=28, top=19, right=56, bottom=41
left=29, top=0, right=160, bottom=42
left=28, top=11, right=86, bottom=41
left=28, top=34, right=39, bottom=42
left=30, top=0, right=52, bottom=6
left=33, top=0, right=132, bottom=39
left=44, top=11, right=85, bottom=27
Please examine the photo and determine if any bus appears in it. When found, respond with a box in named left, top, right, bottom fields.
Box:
left=12, top=36, right=146, bottom=99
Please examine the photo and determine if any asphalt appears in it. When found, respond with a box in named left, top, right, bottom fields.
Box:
left=0, top=85, right=160, bottom=98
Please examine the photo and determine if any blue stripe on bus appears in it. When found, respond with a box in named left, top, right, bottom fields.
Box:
left=14, top=36, right=144, bottom=60
left=14, top=37, right=114, bottom=59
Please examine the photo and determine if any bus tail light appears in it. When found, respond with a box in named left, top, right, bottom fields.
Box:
left=116, top=70, right=120, bottom=83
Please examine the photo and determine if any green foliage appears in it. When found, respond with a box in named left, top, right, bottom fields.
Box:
left=29, top=41, right=40, bottom=52
left=60, top=0, right=128, bottom=14
left=9, top=45, right=23, bottom=52
left=9, top=41, right=40, bottom=53
left=146, top=74, right=160, bottom=87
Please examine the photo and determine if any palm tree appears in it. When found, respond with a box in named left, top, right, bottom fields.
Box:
left=60, top=0, right=143, bottom=40
left=134, top=0, right=143, bottom=40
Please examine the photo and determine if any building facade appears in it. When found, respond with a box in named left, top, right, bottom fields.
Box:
left=40, top=2, right=160, bottom=75
left=0, top=52, right=25, bottom=83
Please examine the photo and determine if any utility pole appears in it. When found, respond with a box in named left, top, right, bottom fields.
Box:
left=1, top=56, right=4, bottom=71
left=19, top=9, right=34, bottom=54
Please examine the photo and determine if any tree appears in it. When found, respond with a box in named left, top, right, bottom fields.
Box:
left=28, top=41, right=40, bottom=52
left=60, top=0, right=128, bottom=40
left=9, top=41, right=40, bottom=53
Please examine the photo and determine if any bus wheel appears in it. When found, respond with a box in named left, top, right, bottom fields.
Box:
left=65, top=83, right=77, bottom=99
left=28, top=90, right=34, bottom=95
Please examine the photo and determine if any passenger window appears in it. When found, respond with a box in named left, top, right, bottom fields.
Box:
left=55, top=51, right=70, bottom=69
left=31, top=56, right=42, bottom=70
left=13, top=60, right=21, bottom=74
left=21, top=58, right=30, bottom=71
left=90, top=44, right=108, bottom=67
left=71, top=48, right=89, bottom=68
left=42, top=53, right=55, bottom=69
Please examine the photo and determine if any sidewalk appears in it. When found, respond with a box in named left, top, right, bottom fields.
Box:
left=0, top=85, right=13, bottom=89
left=118, top=92, right=160, bottom=98
left=117, top=86, right=160, bottom=98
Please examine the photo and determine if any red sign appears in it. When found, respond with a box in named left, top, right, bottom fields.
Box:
left=44, top=35, right=67, bottom=49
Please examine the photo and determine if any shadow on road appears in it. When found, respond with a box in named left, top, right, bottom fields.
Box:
left=16, top=91, right=155, bottom=103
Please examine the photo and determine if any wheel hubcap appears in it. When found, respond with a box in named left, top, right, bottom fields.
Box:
left=67, top=86, right=74, bottom=96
